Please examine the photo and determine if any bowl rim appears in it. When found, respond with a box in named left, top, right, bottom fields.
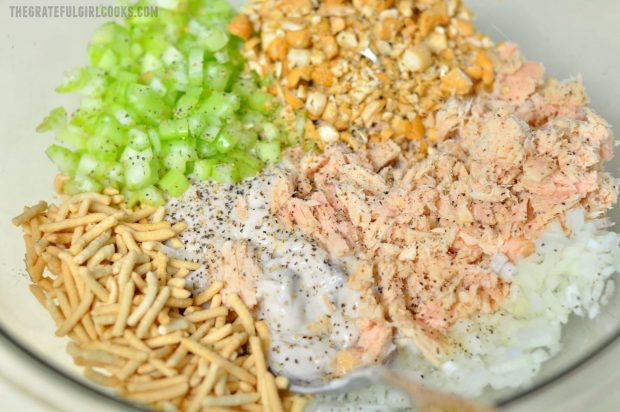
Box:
left=1, top=321, right=619, bottom=409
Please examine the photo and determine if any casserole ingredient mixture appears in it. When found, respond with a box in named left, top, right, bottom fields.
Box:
left=11, top=0, right=620, bottom=411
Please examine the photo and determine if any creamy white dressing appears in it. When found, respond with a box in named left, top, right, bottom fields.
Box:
left=167, top=169, right=361, bottom=381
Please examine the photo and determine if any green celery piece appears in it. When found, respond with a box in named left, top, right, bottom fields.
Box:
left=125, top=159, right=159, bottom=190
left=162, top=45, right=184, bottom=66
left=95, top=115, right=126, bottom=147
left=37, top=107, right=67, bottom=133
left=45, top=145, right=79, bottom=176
left=127, top=128, right=151, bottom=150
left=203, top=27, right=229, bottom=52
left=201, top=0, right=234, bottom=15
left=211, top=162, right=238, bottom=183
left=126, top=83, right=167, bottom=122
left=158, top=168, right=190, bottom=196
left=90, top=22, right=119, bottom=45
left=56, top=67, right=92, bottom=93
left=192, top=158, right=218, bottom=180
left=64, top=176, right=103, bottom=195
left=256, top=140, right=281, bottom=163
left=86, top=135, right=118, bottom=162
left=95, top=161, right=124, bottom=185
left=205, top=64, right=232, bottom=92
left=196, top=139, right=219, bottom=158
left=260, top=122, right=280, bottom=141
left=188, top=48, right=204, bottom=86
left=160, top=118, right=190, bottom=140
left=141, top=53, right=163, bottom=73
left=231, top=75, right=257, bottom=98
left=174, top=88, right=203, bottom=118
left=229, top=151, right=263, bottom=179
left=247, top=91, right=273, bottom=114
left=56, top=125, right=87, bottom=151
left=141, top=33, right=168, bottom=57
left=95, top=48, right=118, bottom=71
left=237, top=130, right=258, bottom=150
left=109, top=104, right=137, bottom=127
left=188, top=112, right=221, bottom=139
left=80, top=97, right=104, bottom=116
left=137, top=185, right=166, bottom=205
left=198, top=91, right=240, bottom=118
left=76, top=153, right=99, bottom=177
left=162, top=140, right=197, bottom=171
left=148, top=129, right=162, bottom=153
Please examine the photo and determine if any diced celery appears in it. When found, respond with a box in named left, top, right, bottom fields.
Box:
left=169, top=64, right=189, bottom=91
left=229, top=150, right=262, bottom=169
left=256, top=140, right=281, bottom=163
left=232, top=76, right=257, bottom=98
left=211, top=162, right=238, bottom=183
left=95, top=161, right=124, bottom=187
left=45, top=145, right=79, bottom=176
left=174, top=88, right=203, bottom=118
left=120, top=146, right=154, bottom=165
left=76, top=153, right=99, bottom=177
left=95, top=115, right=126, bottom=147
left=196, top=140, right=219, bottom=158
left=125, top=159, right=159, bottom=190
left=188, top=112, right=221, bottom=139
left=86, top=135, right=118, bottom=161
left=148, top=77, right=168, bottom=97
left=203, top=0, right=234, bottom=15
left=199, top=92, right=240, bottom=118
left=155, top=0, right=183, bottom=12
left=236, top=131, right=257, bottom=150
left=261, top=122, right=280, bottom=141
left=37, top=107, right=67, bottom=133
left=64, top=176, right=103, bottom=194
left=203, top=27, right=229, bottom=52
left=37, top=0, right=288, bottom=200
left=200, top=124, right=221, bottom=142
left=56, top=125, right=86, bottom=151
left=188, top=48, right=204, bottom=86
left=142, top=32, right=168, bottom=57
left=137, top=185, right=166, bottom=205
left=162, top=140, right=197, bottom=171
left=205, top=64, right=232, bottom=92
left=237, top=162, right=260, bottom=179
left=158, top=168, right=190, bottom=196
left=192, top=159, right=218, bottom=180
left=110, top=105, right=136, bottom=127
left=126, top=84, right=167, bottom=122
left=148, top=129, right=162, bottom=153
left=80, top=97, right=104, bottom=114
left=90, top=22, right=119, bottom=45
left=160, top=118, right=190, bottom=140
left=75, top=70, right=108, bottom=98
left=247, top=91, right=273, bottom=114
left=215, top=122, right=241, bottom=152
left=141, top=53, right=163, bottom=73
left=127, top=128, right=151, bottom=150
left=162, top=45, right=184, bottom=66
left=96, top=48, right=118, bottom=70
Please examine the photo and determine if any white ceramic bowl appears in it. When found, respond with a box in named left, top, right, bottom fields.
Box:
left=1, top=1, right=619, bottom=410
